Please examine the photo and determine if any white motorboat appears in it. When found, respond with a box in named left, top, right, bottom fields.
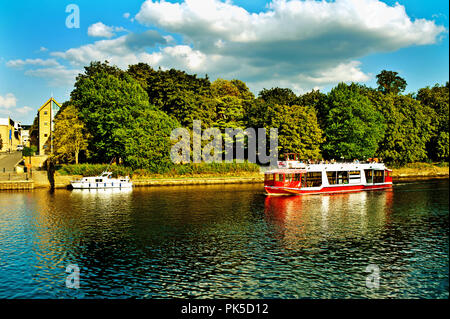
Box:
left=70, top=171, right=133, bottom=189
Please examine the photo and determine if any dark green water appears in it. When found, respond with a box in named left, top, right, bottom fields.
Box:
left=0, top=179, right=448, bottom=298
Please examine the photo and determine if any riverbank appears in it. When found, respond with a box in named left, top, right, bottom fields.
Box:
left=390, top=163, right=449, bottom=181
left=32, top=166, right=447, bottom=189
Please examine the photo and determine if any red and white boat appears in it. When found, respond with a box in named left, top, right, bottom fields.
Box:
left=264, top=154, right=392, bottom=196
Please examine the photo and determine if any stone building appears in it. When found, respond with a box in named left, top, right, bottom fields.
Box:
left=37, top=97, right=60, bottom=155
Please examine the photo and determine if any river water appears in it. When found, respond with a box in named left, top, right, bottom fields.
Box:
left=0, top=179, right=448, bottom=299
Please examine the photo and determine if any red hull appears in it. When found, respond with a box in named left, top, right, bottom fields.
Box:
left=265, top=183, right=392, bottom=195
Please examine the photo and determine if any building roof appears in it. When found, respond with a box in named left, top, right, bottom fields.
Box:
left=38, top=97, right=61, bottom=113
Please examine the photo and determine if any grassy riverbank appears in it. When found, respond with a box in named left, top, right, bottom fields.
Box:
left=47, top=162, right=449, bottom=189
left=390, top=162, right=449, bottom=180
left=56, top=162, right=261, bottom=179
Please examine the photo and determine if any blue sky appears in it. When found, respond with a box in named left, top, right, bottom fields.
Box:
left=0, top=0, right=448, bottom=124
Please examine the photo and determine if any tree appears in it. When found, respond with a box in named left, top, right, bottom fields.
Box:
left=70, top=62, right=152, bottom=162
left=248, top=101, right=324, bottom=159
left=376, top=70, right=407, bottom=95
left=364, top=88, right=435, bottom=164
left=127, top=62, right=156, bottom=91
left=258, top=87, right=297, bottom=106
left=323, top=83, right=385, bottom=160
left=211, top=79, right=246, bottom=130
left=128, top=65, right=215, bottom=128
left=297, top=89, right=329, bottom=129
left=51, top=104, right=90, bottom=164
left=417, top=83, right=449, bottom=161
left=115, top=109, right=180, bottom=172
left=28, top=115, right=39, bottom=148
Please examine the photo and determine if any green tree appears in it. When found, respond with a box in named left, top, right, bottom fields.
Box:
left=51, top=104, right=90, bottom=164
left=70, top=62, right=152, bottom=162
left=116, top=109, right=180, bottom=172
left=249, top=101, right=324, bottom=159
left=258, top=87, right=297, bottom=106
left=28, top=115, right=39, bottom=147
left=128, top=65, right=215, bottom=128
left=376, top=70, right=407, bottom=95
left=297, top=89, right=329, bottom=128
left=364, top=88, right=435, bottom=164
left=417, top=83, right=449, bottom=161
left=211, top=79, right=246, bottom=130
left=323, top=83, right=385, bottom=160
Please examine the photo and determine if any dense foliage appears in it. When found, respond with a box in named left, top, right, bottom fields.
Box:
left=323, top=83, right=385, bottom=160
left=48, top=62, right=448, bottom=170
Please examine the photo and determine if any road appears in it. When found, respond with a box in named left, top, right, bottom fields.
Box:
left=0, top=151, right=23, bottom=172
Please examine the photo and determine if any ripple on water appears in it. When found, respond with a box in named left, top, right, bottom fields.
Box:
left=0, top=181, right=448, bottom=298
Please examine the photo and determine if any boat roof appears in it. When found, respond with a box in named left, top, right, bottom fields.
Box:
left=266, top=162, right=391, bottom=173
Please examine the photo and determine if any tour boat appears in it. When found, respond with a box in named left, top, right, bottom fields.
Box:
left=264, top=154, right=392, bottom=196
left=70, top=171, right=133, bottom=189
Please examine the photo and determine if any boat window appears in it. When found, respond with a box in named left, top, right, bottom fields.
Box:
left=373, top=170, right=384, bottom=183
left=264, top=174, right=274, bottom=181
left=327, top=171, right=337, bottom=185
left=301, top=174, right=306, bottom=187
left=278, top=174, right=284, bottom=182
left=95, top=179, right=102, bottom=182
left=365, top=169, right=373, bottom=184
left=294, top=173, right=301, bottom=182
left=337, top=171, right=349, bottom=184
left=305, top=172, right=322, bottom=187
left=349, top=171, right=361, bottom=183
left=285, top=174, right=293, bottom=182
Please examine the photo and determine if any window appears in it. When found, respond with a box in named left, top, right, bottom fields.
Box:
left=373, top=170, right=384, bottom=183
left=305, top=172, right=322, bottom=187
left=327, top=171, right=337, bottom=185
left=264, top=174, right=274, bottom=181
left=365, top=169, right=373, bottom=184
left=278, top=174, right=284, bottom=182
left=44, top=122, right=48, bottom=126
left=349, top=170, right=361, bottom=183
left=95, top=179, right=103, bottom=183
left=294, top=173, right=301, bottom=182
left=44, top=111, right=48, bottom=115
left=285, top=174, right=293, bottom=182
left=44, top=134, right=48, bottom=137
left=337, top=171, right=349, bottom=184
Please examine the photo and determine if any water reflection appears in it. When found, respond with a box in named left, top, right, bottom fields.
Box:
left=0, top=181, right=447, bottom=298
left=264, top=191, right=394, bottom=248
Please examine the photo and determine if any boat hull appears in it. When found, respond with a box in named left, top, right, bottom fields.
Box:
left=71, top=182, right=133, bottom=189
left=265, top=183, right=392, bottom=196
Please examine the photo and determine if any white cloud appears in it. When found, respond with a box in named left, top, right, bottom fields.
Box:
left=6, top=0, right=447, bottom=94
left=132, top=0, right=446, bottom=92
left=6, top=58, right=60, bottom=69
left=52, top=30, right=167, bottom=68
left=87, top=22, right=127, bottom=38
left=0, top=93, right=17, bottom=109
left=123, top=12, right=130, bottom=19
left=16, top=106, right=34, bottom=114
left=39, top=46, right=48, bottom=52
left=24, top=66, right=81, bottom=87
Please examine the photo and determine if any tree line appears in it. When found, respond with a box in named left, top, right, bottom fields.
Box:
left=36, top=61, right=448, bottom=171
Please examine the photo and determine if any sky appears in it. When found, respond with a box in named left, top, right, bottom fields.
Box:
left=0, top=0, right=448, bottom=124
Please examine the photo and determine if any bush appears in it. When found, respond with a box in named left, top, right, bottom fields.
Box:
left=58, top=164, right=132, bottom=178
left=23, top=146, right=37, bottom=156
left=57, top=161, right=260, bottom=178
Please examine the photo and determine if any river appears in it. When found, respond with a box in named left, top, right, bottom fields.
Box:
left=0, top=179, right=448, bottom=298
